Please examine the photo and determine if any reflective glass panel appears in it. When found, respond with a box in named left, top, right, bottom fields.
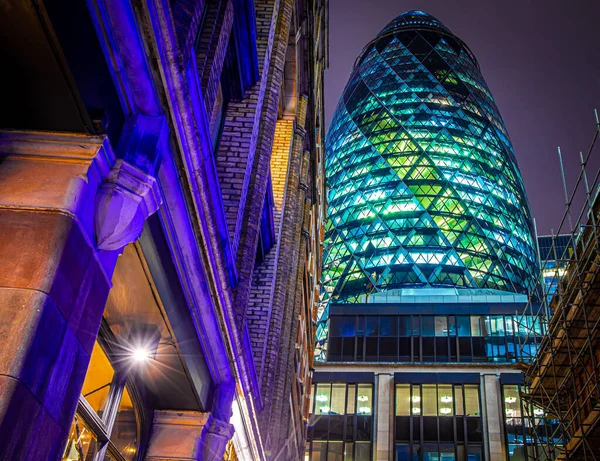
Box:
left=63, top=414, right=100, bottom=461
left=81, top=341, right=114, bottom=418
left=357, top=384, right=372, bottom=415
left=110, top=387, right=138, bottom=461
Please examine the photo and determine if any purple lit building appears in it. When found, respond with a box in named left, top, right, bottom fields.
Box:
left=0, top=0, right=327, bottom=460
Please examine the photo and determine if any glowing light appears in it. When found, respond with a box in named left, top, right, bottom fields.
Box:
left=440, top=407, right=452, bottom=415
left=412, top=396, right=421, bottom=403
left=505, top=397, right=517, bottom=404
left=132, top=348, right=151, bottom=362
left=412, top=407, right=421, bottom=414
left=358, top=406, right=371, bottom=414
left=316, top=394, right=328, bottom=402
left=358, top=395, right=369, bottom=402
left=440, top=396, right=453, bottom=403
left=319, top=406, right=330, bottom=413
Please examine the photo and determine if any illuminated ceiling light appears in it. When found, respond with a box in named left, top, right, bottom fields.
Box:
left=412, top=396, right=421, bottom=403
left=316, top=394, right=328, bottom=402
left=358, top=407, right=371, bottom=414
left=412, top=407, right=421, bottom=414
left=440, top=396, right=453, bottom=403
left=534, top=408, right=544, bottom=416
left=506, top=409, right=515, bottom=416
left=319, top=406, right=330, bottom=413
left=505, top=397, right=517, bottom=404
left=358, top=395, right=369, bottom=402
left=440, top=407, right=452, bottom=415
left=132, top=348, right=151, bottom=363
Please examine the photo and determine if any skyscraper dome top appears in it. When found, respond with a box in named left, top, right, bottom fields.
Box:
left=378, top=10, right=451, bottom=37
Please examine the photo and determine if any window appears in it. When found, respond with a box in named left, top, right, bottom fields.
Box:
left=63, top=340, right=140, bottom=461
left=501, top=384, right=562, bottom=460
left=395, top=383, right=483, bottom=460
left=308, top=383, right=374, bottom=460
left=327, top=314, right=542, bottom=364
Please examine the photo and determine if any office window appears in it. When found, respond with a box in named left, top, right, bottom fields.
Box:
left=308, top=383, right=374, bottom=460
left=501, top=384, right=562, bottom=460
left=63, top=340, right=140, bottom=461
left=395, top=383, right=483, bottom=460
left=327, top=314, right=542, bottom=364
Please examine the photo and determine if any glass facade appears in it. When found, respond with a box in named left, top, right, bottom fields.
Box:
left=318, top=10, right=538, bottom=359
left=501, top=384, right=562, bottom=461
left=307, top=383, right=374, bottom=460
left=537, top=235, right=573, bottom=304
left=327, top=314, right=543, bottom=363
left=395, top=383, right=483, bottom=460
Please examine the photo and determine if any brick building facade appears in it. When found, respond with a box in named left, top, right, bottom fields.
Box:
left=0, top=0, right=327, bottom=460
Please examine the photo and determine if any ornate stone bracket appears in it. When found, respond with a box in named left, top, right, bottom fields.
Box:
left=94, top=159, right=162, bottom=251
left=197, top=413, right=236, bottom=461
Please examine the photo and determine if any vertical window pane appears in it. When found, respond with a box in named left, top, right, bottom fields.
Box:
left=327, top=442, right=343, bottom=461
left=503, top=385, right=521, bottom=418
left=411, top=385, right=421, bottom=416
left=464, top=385, right=480, bottom=416
left=396, top=444, right=410, bottom=461
left=435, top=316, right=448, bottom=336
left=467, top=445, right=482, bottom=461
left=457, top=316, right=471, bottom=336
left=412, top=316, right=421, bottom=336
left=455, top=385, right=464, bottom=415
left=81, top=341, right=114, bottom=418
left=399, top=316, right=410, bottom=336
left=347, top=384, right=356, bottom=414
left=422, top=316, right=435, bottom=336
left=312, top=442, right=327, bottom=461
left=355, top=442, right=371, bottom=461
left=63, top=414, right=100, bottom=460
left=470, top=317, right=482, bottom=336
left=110, top=386, right=138, bottom=461
left=438, top=384, right=453, bottom=416
left=422, top=384, right=437, bottom=416
left=396, top=384, right=410, bottom=415
left=448, top=316, right=456, bottom=336
left=366, top=316, right=379, bottom=336
left=331, top=384, right=346, bottom=415
left=315, top=384, right=331, bottom=414
left=357, top=384, right=372, bottom=415
left=344, top=442, right=354, bottom=461
left=380, top=316, right=397, bottom=336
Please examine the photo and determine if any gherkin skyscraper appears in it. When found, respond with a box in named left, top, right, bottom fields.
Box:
left=317, top=10, right=538, bottom=357
left=308, top=11, right=543, bottom=461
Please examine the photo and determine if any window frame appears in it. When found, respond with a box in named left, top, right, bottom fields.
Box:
left=65, top=322, right=143, bottom=461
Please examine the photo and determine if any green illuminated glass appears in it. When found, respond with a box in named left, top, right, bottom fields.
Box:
left=317, top=11, right=538, bottom=361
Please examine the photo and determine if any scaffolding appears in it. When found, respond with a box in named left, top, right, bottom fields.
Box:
left=517, top=110, right=600, bottom=460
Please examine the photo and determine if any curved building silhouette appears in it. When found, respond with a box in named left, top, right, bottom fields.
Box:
left=309, top=11, right=543, bottom=461
left=318, top=9, right=538, bottom=355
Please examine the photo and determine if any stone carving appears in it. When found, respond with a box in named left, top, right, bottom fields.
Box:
left=95, top=159, right=161, bottom=251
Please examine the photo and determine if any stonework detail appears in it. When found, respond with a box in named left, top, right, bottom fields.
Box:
left=95, top=159, right=162, bottom=251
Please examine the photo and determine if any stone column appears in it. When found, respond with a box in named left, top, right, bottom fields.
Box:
left=481, top=373, right=507, bottom=461
left=145, top=411, right=234, bottom=461
left=0, top=130, right=160, bottom=460
left=375, top=373, right=393, bottom=461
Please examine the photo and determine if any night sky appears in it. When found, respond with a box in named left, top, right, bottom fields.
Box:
left=325, top=0, right=600, bottom=235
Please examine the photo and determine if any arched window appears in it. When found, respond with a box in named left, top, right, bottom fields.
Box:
left=63, top=336, right=140, bottom=461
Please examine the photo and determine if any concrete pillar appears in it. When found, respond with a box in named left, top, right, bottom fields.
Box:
left=482, top=374, right=507, bottom=461
left=375, top=373, right=393, bottom=461
left=0, top=131, right=160, bottom=460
